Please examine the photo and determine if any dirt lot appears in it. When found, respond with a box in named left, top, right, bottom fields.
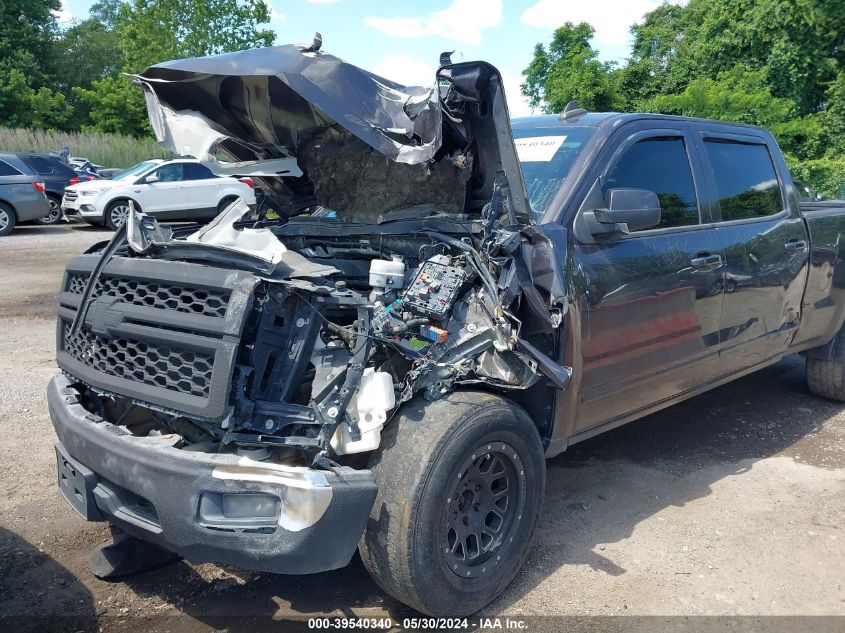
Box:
left=0, top=224, right=843, bottom=631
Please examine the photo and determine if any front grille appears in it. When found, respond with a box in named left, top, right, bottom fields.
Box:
left=62, top=321, right=213, bottom=398
left=58, top=255, right=258, bottom=420
left=65, top=191, right=78, bottom=202
left=65, top=273, right=231, bottom=318
left=67, top=272, right=88, bottom=295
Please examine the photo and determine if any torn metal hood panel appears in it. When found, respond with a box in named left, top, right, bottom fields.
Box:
left=136, top=44, right=531, bottom=220
left=137, top=44, right=441, bottom=167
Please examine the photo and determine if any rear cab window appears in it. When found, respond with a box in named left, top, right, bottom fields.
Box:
left=702, top=138, right=784, bottom=221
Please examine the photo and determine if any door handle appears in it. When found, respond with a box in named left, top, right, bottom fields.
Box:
left=690, top=254, right=722, bottom=269
left=784, top=239, right=807, bottom=253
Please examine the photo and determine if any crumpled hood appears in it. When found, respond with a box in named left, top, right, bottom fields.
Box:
left=136, top=43, right=531, bottom=221
left=136, top=44, right=442, bottom=168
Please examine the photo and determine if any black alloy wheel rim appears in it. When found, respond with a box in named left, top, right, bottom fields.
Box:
left=441, top=441, right=526, bottom=579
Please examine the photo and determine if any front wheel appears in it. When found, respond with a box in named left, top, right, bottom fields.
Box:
left=359, top=391, right=545, bottom=616
left=35, top=196, right=63, bottom=225
left=105, top=199, right=133, bottom=230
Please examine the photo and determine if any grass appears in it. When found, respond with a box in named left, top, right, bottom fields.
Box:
left=0, top=127, right=169, bottom=169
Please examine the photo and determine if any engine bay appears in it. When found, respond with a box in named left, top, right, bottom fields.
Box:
left=63, top=208, right=571, bottom=469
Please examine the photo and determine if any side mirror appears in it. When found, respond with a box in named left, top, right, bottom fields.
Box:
left=145, top=174, right=160, bottom=184
left=584, top=188, right=662, bottom=235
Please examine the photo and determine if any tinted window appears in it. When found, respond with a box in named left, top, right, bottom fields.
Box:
left=0, top=160, right=22, bottom=176
left=603, top=137, right=699, bottom=230
left=704, top=139, right=783, bottom=220
left=183, top=163, right=215, bottom=180
left=151, top=163, right=184, bottom=182
left=514, top=127, right=597, bottom=221
left=114, top=160, right=160, bottom=181
left=27, top=155, right=58, bottom=175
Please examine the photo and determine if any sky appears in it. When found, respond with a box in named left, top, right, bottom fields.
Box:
left=55, top=0, right=672, bottom=117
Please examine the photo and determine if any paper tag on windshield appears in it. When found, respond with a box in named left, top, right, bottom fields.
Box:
left=515, top=135, right=566, bottom=162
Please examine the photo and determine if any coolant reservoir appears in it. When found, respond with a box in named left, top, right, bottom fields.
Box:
left=330, top=368, right=396, bottom=455
left=369, top=256, right=405, bottom=290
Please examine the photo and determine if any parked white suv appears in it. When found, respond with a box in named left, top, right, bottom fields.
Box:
left=62, top=158, right=256, bottom=230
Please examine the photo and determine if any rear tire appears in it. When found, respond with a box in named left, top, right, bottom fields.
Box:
left=105, top=199, right=132, bottom=231
left=358, top=391, right=545, bottom=616
left=36, top=196, right=63, bottom=225
left=807, top=332, right=845, bottom=401
left=0, top=202, right=16, bottom=236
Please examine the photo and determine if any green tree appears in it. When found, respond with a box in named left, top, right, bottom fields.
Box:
left=0, top=0, right=72, bottom=129
left=522, top=22, right=620, bottom=113
left=73, top=75, right=149, bottom=135
left=823, top=72, right=845, bottom=153
left=74, top=0, right=275, bottom=135
left=0, top=70, right=72, bottom=129
left=116, top=0, right=275, bottom=72
left=617, top=3, right=691, bottom=105
left=644, top=67, right=796, bottom=126
left=623, top=0, right=844, bottom=116
left=89, top=0, right=125, bottom=29
left=0, top=0, right=61, bottom=80
left=54, top=19, right=121, bottom=92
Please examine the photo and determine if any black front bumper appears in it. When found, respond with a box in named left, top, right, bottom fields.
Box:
left=48, top=372, right=377, bottom=575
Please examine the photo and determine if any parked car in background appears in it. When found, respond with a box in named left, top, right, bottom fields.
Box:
left=794, top=179, right=824, bottom=202
left=68, top=156, right=117, bottom=179
left=0, top=153, right=51, bottom=236
left=62, top=158, right=256, bottom=229
left=13, top=152, right=91, bottom=225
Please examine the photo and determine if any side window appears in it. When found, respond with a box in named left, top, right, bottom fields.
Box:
left=183, top=163, right=215, bottom=180
left=703, top=139, right=783, bottom=221
left=28, top=155, right=56, bottom=174
left=0, top=160, right=22, bottom=176
left=603, top=137, right=700, bottom=230
left=151, top=163, right=184, bottom=182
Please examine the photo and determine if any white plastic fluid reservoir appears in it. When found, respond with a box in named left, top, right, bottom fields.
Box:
left=369, top=256, right=405, bottom=290
left=330, top=368, right=396, bottom=455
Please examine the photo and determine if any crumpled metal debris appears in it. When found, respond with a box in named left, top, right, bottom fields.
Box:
left=135, top=44, right=442, bottom=168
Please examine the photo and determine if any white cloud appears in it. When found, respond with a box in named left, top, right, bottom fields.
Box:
left=373, top=55, right=437, bottom=87
left=365, top=0, right=503, bottom=46
left=52, top=0, right=73, bottom=24
left=269, top=4, right=286, bottom=21
left=520, top=0, right=664, bottom=49
left=498, top=68, right=534, bottom=118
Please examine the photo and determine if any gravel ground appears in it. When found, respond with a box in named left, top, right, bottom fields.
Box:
left=0, top=224, right=843, bottom=631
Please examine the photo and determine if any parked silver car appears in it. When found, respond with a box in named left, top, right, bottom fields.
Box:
left=0, top=152, right=51, bottom=236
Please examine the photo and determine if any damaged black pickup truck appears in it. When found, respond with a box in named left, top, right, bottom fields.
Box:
left=49, top=42, right=845, bottom=616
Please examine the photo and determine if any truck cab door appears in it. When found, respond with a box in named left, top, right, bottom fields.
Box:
left=571, top=124, right=726, bottom=433
left=693, top=129, right=810, bottom=374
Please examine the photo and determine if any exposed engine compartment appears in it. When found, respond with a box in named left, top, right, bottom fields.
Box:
left=56, top=43, right=572, bottom=469
left=59, top=208, right=571, bottom=469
